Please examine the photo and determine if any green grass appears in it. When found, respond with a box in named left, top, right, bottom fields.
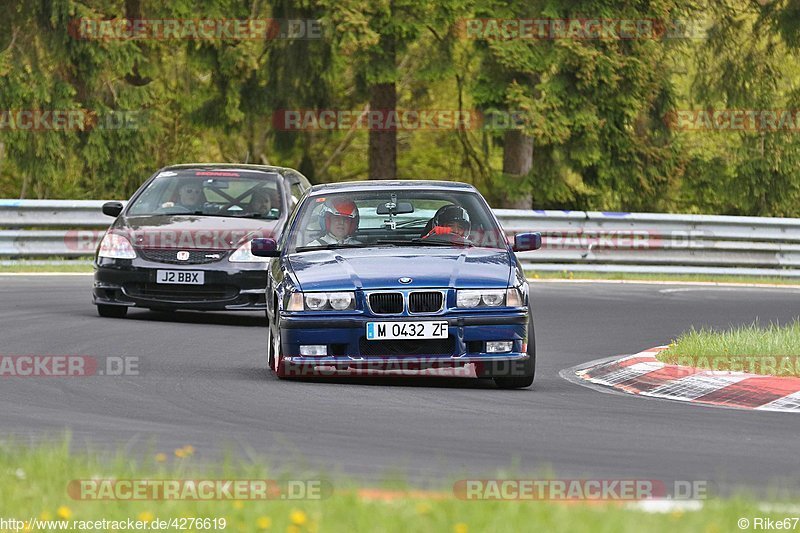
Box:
left=0, top=262, right=93, bottom=273
left=526, top=270, right=800, bottom=285
left=0, top=439, right=796, bottom=532
left=658, top=321, right=800, bottom=376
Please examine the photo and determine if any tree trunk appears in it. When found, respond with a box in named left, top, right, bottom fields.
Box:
left=501, top=129, right=534, bottom=208
left=368, top=82, right=397, bottom=180
left=124, top=0, right=151, bottom=86
left=19, top=174, right=29, bottom=200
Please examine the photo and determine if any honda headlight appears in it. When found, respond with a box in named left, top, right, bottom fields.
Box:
left=229, top=240, right=269, bottom=262
left=98, top=232, right=136, bottom=259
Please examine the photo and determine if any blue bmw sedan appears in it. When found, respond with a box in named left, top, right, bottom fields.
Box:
left=253, top=181, right=541, bottom=388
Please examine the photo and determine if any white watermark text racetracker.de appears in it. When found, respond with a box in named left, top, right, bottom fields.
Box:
left=0, top=356, right=139, bottom=377
left=69, top=479, right=332, bottom=500
left=453, top=479, right=709, bottom=500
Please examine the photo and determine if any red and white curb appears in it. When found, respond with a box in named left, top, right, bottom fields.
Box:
left=570, top=347, right=800, bottom=412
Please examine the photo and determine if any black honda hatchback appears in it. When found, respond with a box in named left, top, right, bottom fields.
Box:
left=92, top=164, right=311, bottom=318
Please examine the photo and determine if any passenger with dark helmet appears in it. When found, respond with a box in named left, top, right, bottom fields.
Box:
left=421, top=204, right=471, bottom=240
left=308, top=198, right=362, bottom=246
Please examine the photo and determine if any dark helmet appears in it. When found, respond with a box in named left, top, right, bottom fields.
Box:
left=320, top=198, right=359, bottom=234
left=434, top=205, right=471, bottom=235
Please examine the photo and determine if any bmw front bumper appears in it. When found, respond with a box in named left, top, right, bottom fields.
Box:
left=276, top=311, right=531, bottom=376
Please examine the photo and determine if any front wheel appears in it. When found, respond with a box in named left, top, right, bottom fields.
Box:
left=271, top=323, right=289, bottom=379
left=266, top=317, right=275, bottom=372
left=493, top=357, right=535, bottom=389
left=97, top=304, right=128, bottom=318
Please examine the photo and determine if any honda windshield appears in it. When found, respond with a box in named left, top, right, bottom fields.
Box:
left=126, top=170, right=284, bottom=219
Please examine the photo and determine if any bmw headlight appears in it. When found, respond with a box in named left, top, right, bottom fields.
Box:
left=305, top=292, right=329, bottom=310
left=457, top=289, right=518, bottom=308
left=456, top=290, right=482, bottom=308
left=287, top=292, right=356, bottom=311
left=328, top=292, right=355, bottom=310
left=98, top=232, right=136, bottom=259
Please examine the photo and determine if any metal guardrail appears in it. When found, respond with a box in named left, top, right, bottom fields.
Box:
left=0, top=200, right=126, bottom=258
left=2, top=200, right=800, bottom=276
left=0, top=200, right=122, bottom=259
left=496, top=209, right=800, bottom=277
left=0, top=199, right=122, bottom=227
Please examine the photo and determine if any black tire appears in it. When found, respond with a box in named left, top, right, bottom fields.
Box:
left=266, top=318, right=275, bottom=371
left=97, top=304, right=128, bottom=318
left=271, top=321, right=290, bottom=379
left=493, top=308, right=535, bottom=389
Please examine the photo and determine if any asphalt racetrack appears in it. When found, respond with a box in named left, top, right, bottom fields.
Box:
left=1, top=276, right=798, bottom=494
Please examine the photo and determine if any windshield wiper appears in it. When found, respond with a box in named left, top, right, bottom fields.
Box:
left=393, top=218, right=429, bottom=228
left=374, top=239, right=415, bottom=246
left=158, top=212, right=279, bottom=219
left=295, top=243, right=366, bottom=253
left=376, top=238, right=473, bottom=247
left=239, top=214, right=280, bottom=220
left=153, top=210, right=204, bottom=216
left=415, top=238, right=473, bottom=247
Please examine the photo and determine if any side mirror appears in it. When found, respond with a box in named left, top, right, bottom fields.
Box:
left=102, top=201, right=124, bottom=217
left=513, top=232, right=542, bottom=252
left=251, top=238, right=280, bottom=258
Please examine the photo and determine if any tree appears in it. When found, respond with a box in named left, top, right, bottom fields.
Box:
left=470, top=0, right=697, bottom=211
left=322, top=0, right=462, bottom=180
left=690, top=0, right=800, bottom=216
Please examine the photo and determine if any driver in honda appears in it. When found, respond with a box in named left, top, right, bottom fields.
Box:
left=308, top=198, right=362, bottom=246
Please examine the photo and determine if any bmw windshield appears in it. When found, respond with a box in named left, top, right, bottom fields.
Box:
left=126, top=169, right=284, bottom=219
left=284, top=190, right=508, bottom=253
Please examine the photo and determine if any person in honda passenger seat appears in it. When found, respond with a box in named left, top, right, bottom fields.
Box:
left=248, top=190, right=273, bottom=215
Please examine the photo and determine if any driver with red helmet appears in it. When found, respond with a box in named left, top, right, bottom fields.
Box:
left=308, top=198, right=362, bottom=246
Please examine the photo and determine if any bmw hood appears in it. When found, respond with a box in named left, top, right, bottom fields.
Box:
left=287, top=247, right=513, bottom=292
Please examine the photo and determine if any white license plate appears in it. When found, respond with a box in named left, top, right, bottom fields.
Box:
left=156, top=270, right=204, bottom=285
left=366, top=321, right=448, bottom=340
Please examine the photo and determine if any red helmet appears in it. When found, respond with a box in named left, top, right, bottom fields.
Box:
left=321, top=198, right=359, bottom=234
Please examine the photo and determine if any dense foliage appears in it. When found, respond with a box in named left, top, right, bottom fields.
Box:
left=1, top=0, right=799, bottom=215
